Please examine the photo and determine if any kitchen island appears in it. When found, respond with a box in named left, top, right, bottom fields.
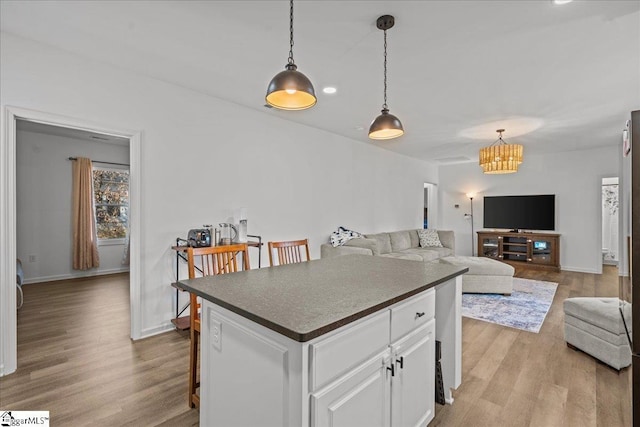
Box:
left=179, top=254, right=467, bottom=427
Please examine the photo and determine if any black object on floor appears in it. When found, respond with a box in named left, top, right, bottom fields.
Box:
left=435, top=340, right=445, bottom=404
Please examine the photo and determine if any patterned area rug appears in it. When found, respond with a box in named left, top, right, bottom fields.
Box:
left=462, top=278, right=558, bottom=333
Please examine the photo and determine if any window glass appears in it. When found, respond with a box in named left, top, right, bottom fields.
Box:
left=93, top=168, right=129, bottom=240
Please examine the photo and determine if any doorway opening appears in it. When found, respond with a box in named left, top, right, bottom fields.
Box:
left=424, top=183, right=437, bottom=229
left=602, top=177, right=619, bottom=267
left=1, top=106, right=141, bottom=376
left=16, top=120, right=131, bottom=283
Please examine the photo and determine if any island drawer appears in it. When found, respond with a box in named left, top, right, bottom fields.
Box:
left=309, top=310, right=390, bottom=392
left=390, top=289, right=435, bottom=342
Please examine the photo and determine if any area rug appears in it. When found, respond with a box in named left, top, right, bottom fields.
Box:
left=462, top=278, right=558, bottom=333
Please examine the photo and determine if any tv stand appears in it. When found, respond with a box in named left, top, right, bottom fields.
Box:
left=477, top=230, right=560, bottom=271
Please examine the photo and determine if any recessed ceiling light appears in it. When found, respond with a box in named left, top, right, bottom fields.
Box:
left=322, top=87, right=337, bottom=94
left=552, top=0, right=573, bottom=5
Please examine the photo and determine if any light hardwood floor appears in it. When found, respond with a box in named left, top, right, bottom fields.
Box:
left=0, top=267, right=631, bottom=426
left=434, top=265, right=632, bottom=427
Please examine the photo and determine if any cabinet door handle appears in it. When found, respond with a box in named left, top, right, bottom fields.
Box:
left=387, top=364, right=395, bottom=377
left=396, top=356, right=404, bottom=370
left=415, top=312, right=425, bottom=319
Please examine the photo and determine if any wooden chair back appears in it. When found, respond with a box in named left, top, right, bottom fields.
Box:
left=184, top=243, right=249, bottom=408
left=268, top=239, right=311, bottom=267
left=187, top=243, right=250, bottom=278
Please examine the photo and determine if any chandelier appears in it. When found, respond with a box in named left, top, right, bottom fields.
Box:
left=479, top=129, right=523, bottom=174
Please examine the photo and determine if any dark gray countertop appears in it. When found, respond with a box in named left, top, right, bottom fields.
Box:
left=178, top=254, right=467, bottom=342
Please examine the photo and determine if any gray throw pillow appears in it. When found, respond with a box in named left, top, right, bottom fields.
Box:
left=418, top=229, right=443, bottom=248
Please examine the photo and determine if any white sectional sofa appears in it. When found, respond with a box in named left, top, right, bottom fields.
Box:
left=320, top=229, right=455, bottom=264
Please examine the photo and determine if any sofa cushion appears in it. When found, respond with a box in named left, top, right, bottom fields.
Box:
left=401, top=248, right=443, bottom=262
left=343, top=238, right=377, bottom=253
left=418, top=229, right=443, bottom=248
left=418, top=247, right=454, bottom=259
left=389, top=231, right=412, bottom=252
left=437, top=230, right=455, bottom=252
left=379, top=252, right=424, bottom=262
left=365, top=233, right=392, bottom=254
left=407, top=230, right=420, bottom=248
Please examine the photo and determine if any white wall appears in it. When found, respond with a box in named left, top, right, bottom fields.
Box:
left=438, top=146, right=620, bottom=273
left=16, top=128, right=130, bottom=283
left=1, top=33, right=438, bottom=338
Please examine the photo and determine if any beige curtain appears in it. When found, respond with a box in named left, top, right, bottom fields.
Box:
left=72, top=157, right=100, bottom=270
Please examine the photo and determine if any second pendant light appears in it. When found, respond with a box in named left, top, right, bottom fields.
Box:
left=369, top=15, right=404, bottom=140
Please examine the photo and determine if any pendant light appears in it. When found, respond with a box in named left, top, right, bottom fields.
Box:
left=265, top=0, right=316, bottom=111
left=479, top=129, right=524, bottom=174
left=369, top=15, right=404, bottom=140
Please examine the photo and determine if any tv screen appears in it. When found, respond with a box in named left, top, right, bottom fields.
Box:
left=483, top=195, right=555, bottom=231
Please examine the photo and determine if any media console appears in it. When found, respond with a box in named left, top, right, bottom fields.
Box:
left=477, top=230, right=560, bottom=272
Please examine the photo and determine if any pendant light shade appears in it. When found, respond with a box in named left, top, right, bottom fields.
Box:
left=369, top=15, right=403, bottom=140
left=369, top=108, right=404, bottom=140
left=479, top=129, right=524, bottom=174
left=265, top=0, right=316, bottom=111
left=266, top=64, right=317, bottom=110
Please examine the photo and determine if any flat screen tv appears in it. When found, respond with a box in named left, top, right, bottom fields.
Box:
left=483, top=195, right=555, bottom=231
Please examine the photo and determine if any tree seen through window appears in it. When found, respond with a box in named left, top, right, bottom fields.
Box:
left=93, top=168, right=129, bottom=240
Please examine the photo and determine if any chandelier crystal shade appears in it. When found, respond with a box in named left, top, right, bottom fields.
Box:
left=369, top=15, right=404, bottom=140
left=479, top=129, right=523, bottom=174
left=265, top=0, right=316, bottom=110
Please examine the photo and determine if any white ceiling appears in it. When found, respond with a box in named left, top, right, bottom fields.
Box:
left=2, top=0, right=639, bottom=164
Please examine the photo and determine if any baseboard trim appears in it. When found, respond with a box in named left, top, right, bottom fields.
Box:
left=23, top=268, right=130, bottom=284
left=139, top=323, right=175, bottom=340
left=560, top=266, right=599, bottom=274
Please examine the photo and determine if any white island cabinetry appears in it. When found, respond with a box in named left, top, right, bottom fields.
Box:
left=311, top=289, right=436, bottom=427
left=180, top=255, right=466, bottom=427
left=201, top=287, right=439, bottom=427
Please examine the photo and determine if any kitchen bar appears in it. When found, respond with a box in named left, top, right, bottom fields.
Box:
left=179, top=254, right=467, bottom=426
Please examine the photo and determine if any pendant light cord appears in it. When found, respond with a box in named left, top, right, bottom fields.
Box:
left=489, top=130, right=506, bottom=147
left=288, top=0, right=295, bottom=65
left=383, top=29, right=388, bottom=110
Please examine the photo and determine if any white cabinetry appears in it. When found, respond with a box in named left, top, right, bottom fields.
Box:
left=311, top=290, right=436, bottom=427
left=200, top=279, right=461, bottom=427
left=391, top=321, right=435, bottom=427
left=311, top=349, right=391, bottom=427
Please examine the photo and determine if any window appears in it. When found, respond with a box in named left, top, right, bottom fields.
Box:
left=93, top=167, right=129, bottom=241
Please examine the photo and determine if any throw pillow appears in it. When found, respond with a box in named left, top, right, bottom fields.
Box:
left=418, top=229, right=443, bottom=248
left=330, top=226, right=363, bottom=247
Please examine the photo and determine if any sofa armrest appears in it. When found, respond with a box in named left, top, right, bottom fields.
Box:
left=320, top=241, right=375, bottom=258
left=343, top=238, right=378, bottom=254
left=437, top=230, right=455, bottom=254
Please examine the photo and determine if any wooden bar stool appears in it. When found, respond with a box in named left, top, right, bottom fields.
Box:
left=186, top=243, right=250, bottom=408
left=267, top=239, right=310, bottom=267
